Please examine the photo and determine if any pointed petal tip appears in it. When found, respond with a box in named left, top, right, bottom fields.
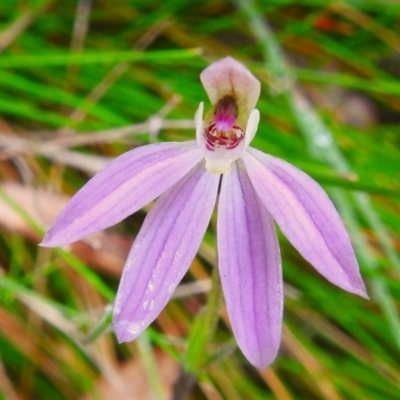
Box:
left=113, top=319, right=143, bottom=343
left=39, top=234, right=58, bottom=248
left=39, top=228, right=73, bottom=248
left=348, top=282, right=369, bottom=300
left=361, top=290, right=370, bottom=300
left=330, top=265, right=368, bottom=299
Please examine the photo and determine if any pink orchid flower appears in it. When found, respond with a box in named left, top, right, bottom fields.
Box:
left=41, top=57, right=367, bottom=368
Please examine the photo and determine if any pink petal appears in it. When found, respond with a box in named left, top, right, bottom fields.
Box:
left=243, top=148, right=367, bottom=298
left=113, top=162, right=219, bottom=342
left=218, top=160, right=283, bottom=368
left=200, top=57, right=260, bottom=115
left=41, top=141, right=202, bottom=246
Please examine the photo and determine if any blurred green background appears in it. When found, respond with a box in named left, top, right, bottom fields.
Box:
left=0, top=0, right=399, bottom=399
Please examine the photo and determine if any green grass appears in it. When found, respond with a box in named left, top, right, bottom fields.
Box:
left=0, top=0, right=399, bottom=399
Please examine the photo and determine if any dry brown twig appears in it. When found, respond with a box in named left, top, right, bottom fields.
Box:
left=0, top=117, right=194, bottom=162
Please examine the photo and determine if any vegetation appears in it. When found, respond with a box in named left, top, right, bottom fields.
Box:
left=0, top=1, right=399, bottom=399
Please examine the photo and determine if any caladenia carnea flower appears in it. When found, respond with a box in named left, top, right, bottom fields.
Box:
left=41, top=57, right=367, bottom=369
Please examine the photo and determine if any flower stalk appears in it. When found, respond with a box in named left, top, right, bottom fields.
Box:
left=184, top=264, right=223, bottom=373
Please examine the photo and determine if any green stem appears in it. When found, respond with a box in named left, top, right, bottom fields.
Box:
left=204, top=264, right=224, bottom=344
left=183, top=265, right=223, bottom=373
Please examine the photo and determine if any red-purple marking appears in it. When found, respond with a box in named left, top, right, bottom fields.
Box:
left=204, top=94, right=245, bottom=151
left=204, top=121, right=244, bottom=151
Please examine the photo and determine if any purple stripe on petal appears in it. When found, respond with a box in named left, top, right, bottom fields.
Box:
left=243, top=148, right=367, bottom=298
left=41, top=141, right=203, bottom=247
left=113, top=161, right=219, bottom=343
left=218, top=160, right=283, bottom=369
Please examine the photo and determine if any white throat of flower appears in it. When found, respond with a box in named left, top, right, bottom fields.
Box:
left=196, top=100, right=260, bottom=174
